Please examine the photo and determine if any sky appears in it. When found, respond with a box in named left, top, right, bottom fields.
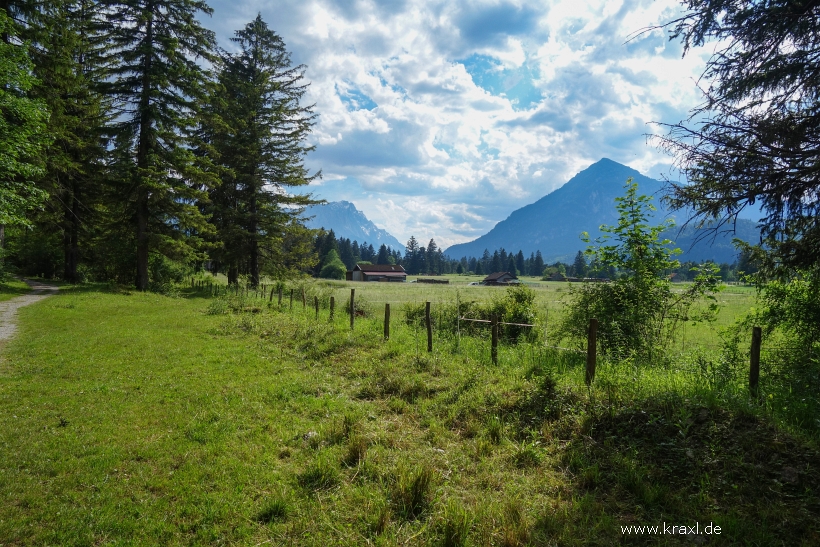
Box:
left=204, top=0, right=713, bottom=250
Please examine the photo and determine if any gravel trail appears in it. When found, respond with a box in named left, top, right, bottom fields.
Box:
left=0, top=280, right=59, bottom=342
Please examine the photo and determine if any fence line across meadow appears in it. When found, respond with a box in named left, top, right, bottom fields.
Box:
left=194, top=280, right=764, bottom=396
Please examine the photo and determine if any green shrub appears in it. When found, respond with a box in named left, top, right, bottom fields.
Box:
left=554, top=179, right=719, bottom=361
left=401, top=285, right=538, bottom=344
left=319, top=249, right=347, bottom=279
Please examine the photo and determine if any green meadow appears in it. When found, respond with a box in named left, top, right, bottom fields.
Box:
left=0, top=278, right=33, bottom=302
left=0, top=279, right=817, bottom=546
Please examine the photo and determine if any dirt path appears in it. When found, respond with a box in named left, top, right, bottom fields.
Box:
left=0, top=280, right=59, bottom=342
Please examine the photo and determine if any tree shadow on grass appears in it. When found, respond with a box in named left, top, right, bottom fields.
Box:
left=531, top=394, right=820, bottom=545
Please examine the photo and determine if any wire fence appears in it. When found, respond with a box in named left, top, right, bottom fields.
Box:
left=194, top=280, right=782, bottom=396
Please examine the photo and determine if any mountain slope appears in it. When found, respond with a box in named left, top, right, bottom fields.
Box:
left=304, top=201, right=405, bottom=252
left=444, top=158, right=758, bottom=264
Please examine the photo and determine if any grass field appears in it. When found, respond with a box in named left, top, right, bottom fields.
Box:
left=0, top=278, right=32, bottom=302
left=0, top=280, right=817, bottom=545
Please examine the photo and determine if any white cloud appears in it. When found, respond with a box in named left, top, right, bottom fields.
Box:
left=205, top=0, right=707, bottom=250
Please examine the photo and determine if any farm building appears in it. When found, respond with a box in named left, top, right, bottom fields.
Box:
left=482, top=271, right=519, bottom=286
left=346, top=264, right=407, bottom=282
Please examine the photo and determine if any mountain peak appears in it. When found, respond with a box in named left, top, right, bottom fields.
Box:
left=444, top=158, right=756, bottom=263
left=304, top=201, right=405, bottom=252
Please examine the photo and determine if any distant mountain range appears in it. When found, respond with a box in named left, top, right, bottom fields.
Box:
left=444, top=158, right=760, bottom=264
left=304, top=201, right=405, bottom=252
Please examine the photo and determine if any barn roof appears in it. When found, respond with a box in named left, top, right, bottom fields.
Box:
left=483, top=271, right=517, bottom=282
left=353, top=264, right=406, bottom=273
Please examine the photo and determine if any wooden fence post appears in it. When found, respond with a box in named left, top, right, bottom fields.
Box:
left=585, top=318, right=598, bottom=386
left=425, top=302, right=433, bottom=352
left=384, top=303, right=390, bottom=341
left=491, top=314, right=498, bottom=364
left=269, top=287, right=274, bottom=303
left=302, top=288, right=306, bottom=309
left=349, top=289, right=355, bottom=330
left=330, top=296, right=335, bottom=321
left=314, top=296, right=319, bottom=320
left=278, top=288, right=283, bottom=307
left=289, top=289, right=293, bottom=310
left=750, top=326, right=762, bottom=396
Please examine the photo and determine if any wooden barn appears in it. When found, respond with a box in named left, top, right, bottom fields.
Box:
left=346, top=264, right=407, bottom=282
left=482, top=271, right=519, bottom=286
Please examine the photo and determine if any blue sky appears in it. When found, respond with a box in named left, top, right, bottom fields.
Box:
left=204, top=0, right=713, bottom=249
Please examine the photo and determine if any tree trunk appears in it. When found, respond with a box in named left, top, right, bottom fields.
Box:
left=134, top=7, right=154, bottom=291
left=228, top=264, right=238, bottom=285
left=63, top=183, right=80, bottom=283
left=249, top=186, right=259, bottom=287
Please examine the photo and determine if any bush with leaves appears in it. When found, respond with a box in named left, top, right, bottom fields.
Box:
left=721, top=269, right=820, bottom=432
left=319, top=249, right=346, bottom=280
left=402, top=284, right=538, bottom=343
left=555, top=179, right=720, bottom=361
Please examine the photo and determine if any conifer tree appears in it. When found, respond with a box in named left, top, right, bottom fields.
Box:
left=100, top=0, right=216, bottom=290
left=207, top=15, right=319, bottom=286
left=533, top=250, right=545, bottom=277
left=405, top=236, right=420, bottom=274
left=25, top=1, right=111, bottom=283
left=507, top=255, right=517, bottom=275
left=376, top=244, right=389, bottom=265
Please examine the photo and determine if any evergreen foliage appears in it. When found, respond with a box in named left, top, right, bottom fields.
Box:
left=0, top=7, right=49, bottom=230
left=206, top=15, right=319, bottom=286
left=100, top=0, right=217, bottom=290
left=23, top=1, right=111, bottom=283
left=658, top=0, right=820, bottom=276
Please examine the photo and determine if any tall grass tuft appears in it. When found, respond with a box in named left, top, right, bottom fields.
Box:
left=298, top=456, right=340, bottom=492
left=392, top=464, right=435, bottom=520
left=440, top=500, right=471, bottom=547
left=256, top=495, right=289, bottom=524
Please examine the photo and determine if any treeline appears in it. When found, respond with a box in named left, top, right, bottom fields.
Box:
left=313, top=231, right=576, bottom=278
left=1, top=2, right=318, bottom=289
left=313, top=228, right=756, bottom=283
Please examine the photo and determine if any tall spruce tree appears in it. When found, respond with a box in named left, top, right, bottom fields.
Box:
left=405, top=236, right=420, bottom=274
left=25, top=1, right=110, bottom=283
left=533, top=250, right=545, bottom=277
left=208, top=15, right=319, bottom=286
left=100, top=0, right=216, bottom=290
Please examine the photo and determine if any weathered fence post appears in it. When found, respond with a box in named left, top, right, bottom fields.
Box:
left=314, top=296, right=319, bottom=320
left=491, top=314, right=498, bottom=364
left=278, top=288, right=283, bottom=307
left=384, top=303, right=390, bottom=341
left=302, top=288, right=306, bottom=309
left=269, top=287, right=274, bottom=303
left=585, top=318, right=598, bottom=386
left=750, top=326, right=762, bottom=396
left=349, top=289, right=355, bottom=330
left=330, top=296, right=335, bottom=321
left=425, top=302, right=433, bottom=352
